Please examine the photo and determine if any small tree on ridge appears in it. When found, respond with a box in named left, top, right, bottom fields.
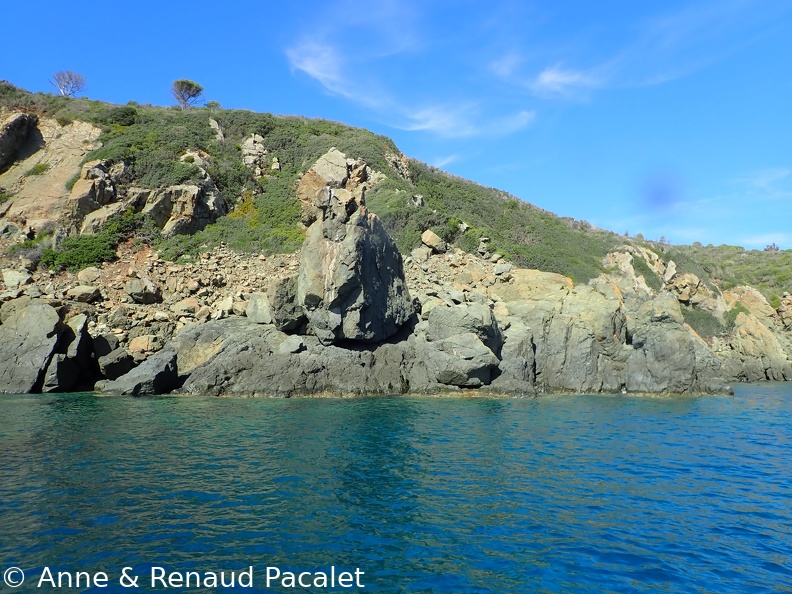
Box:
left=171, top=79, right=204, bottom=110
left=50, top=70, right=86, bottom=97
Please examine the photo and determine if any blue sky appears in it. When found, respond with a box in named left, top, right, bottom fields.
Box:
left=3, top=0, right=791, bottom=248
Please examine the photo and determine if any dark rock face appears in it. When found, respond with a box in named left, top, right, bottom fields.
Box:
left=170, top=319, right=406, bottom=397
left=409, top=333, right=499, bottom=388
left=0, top=301, right=62, bottom=393
left=98, top=348, right=135, bottom=381
left=0, top=113, right=36, bottom=171
left=297, top=189, right=412, bottom=344
left=95, top=350, right=178, bottom=396
left=268, top=275, right=305, bottom=332
left=626, top=293, right=729, bottom=394
left=425, top=304, right=502, bottom=356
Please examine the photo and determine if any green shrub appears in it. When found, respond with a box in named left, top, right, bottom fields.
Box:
left=99, top=105, right=138, bottom=127
left=156, top=171, right=304, bottom=260
left=65, top=172, right=81, bottom=192
left=0, top=191, right=9, bottom=204
left=724, top=303, right=751, bottom=330
left=40, top=234, right=117, bottom=271
left=56, top=115, right=73, bottom=127
left=40, top=210, right=143, bottom=271
left=681, top=305, right=725, bottom=340
left=631, top=255, right=662, bottom=291
left=25, top=163, right=50, bottom=176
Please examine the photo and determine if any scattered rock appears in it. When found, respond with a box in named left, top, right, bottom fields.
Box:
left=125, top=277, right=161, bottom=304
left=66, top=285, right=101, bottom=303
left=77, top=266, right=101, bottom=284
left=245, top=292, right=272, bottom=324
left=98, top=348, right=135, bottom=380
left=421, top=229, right=447, bottom=253
left=2, top=268, right=32, bottom=290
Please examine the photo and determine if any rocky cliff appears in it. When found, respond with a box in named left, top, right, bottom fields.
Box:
left=1, top=104, right=791, bottom=397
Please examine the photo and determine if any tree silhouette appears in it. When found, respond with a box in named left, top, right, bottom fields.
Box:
left=171, top=79, right=204, bottom=110
left=50, top=71, right=86, bottom=97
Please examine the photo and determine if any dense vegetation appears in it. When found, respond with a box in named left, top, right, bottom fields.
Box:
left=2, top=81, right=790, bottom=297
left=666, top=244, right=792, bottom=308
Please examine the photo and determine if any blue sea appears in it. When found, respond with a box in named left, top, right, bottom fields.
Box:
left=1, top=385, right=791, bottom=593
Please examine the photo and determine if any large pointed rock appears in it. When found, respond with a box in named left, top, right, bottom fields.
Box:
left=0, top=301, right=62, bottom=393
left=297, top=189, right=412, bottom=344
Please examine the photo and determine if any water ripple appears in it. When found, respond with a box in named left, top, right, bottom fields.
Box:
left=1, top=386, right=792, bottom=592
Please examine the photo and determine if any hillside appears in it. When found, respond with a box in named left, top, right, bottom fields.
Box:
left=2, top=83, right=792, bottom=396
left=1, top=81, right=790, bottom=300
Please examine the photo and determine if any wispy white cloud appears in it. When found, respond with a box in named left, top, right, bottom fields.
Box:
left=398, top=106, right=534, bottom=138
left=732, top=167, right=791, bottom=190
left=528, top=65, right=602, bottom=98
left=432, top=154, right=460, bottom=168
left=286, top=42, right=345, bottom=95
left=491, top=0, right=790, bottom=100
left=488, top=110, right=536, bottom=135
left=284, top=1, right=535, bottom=140
left=285, top=42, right=386, bottom=109
left=400, top=105, right=479, bottom=138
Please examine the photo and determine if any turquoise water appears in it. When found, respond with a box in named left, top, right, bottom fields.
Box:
left=1, top=386, right=791, bottom=593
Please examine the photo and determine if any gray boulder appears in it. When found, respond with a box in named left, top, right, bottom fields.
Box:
left=93, top=333, right=120, bottom=357
left=245, top=292, right=272, bottom=325
left=0, top=113, right=36, bottom=171
left=66, top=285, right=101, bottom=303
left=0, top=301, right=62, bottom=393
left=425, top=304, right=502, bottom=356
left=268, top=275, right=305, bottom=331
left=409, top=333, right=500, bottom=388
left=297, top=190, right=412, bottom=344
left=42, top=354, right=79, bottom=393
left=2, top=269, right=32, bottom=290
left=537, top=285, right=627, bottom=393
left=98, top=348, right=135, bottom=380
left=96, top=350, right=178, bottom=396
left=125, top=277, right=161, bottom=304
left=489, top=320, right=536, bottom=393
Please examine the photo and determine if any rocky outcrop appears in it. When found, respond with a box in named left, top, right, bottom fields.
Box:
left=68, top=158, right=226, bottom=238
left=297, top=185, right=412, bottom=344
left=626, top=293, right=729, bottom=394
left=140, top=178, right=227, bottom=237
left=0, top=113, right=36, bottom=171
left=778, top=293, right=792, bottom=330
left=0, top=295, right=107, bottom=394
left=720, top=312, right=792, bottom=381
left=67, top=160, right=129, bottom=228
left=724, top=286, right=778, bottom=324
left=168, top=319, right=406, bottom=396
left=296, top=147, right=384, bottom=226
left=241, top=134, right=269, bottom=178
